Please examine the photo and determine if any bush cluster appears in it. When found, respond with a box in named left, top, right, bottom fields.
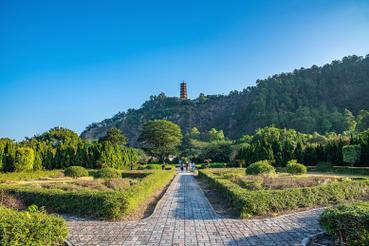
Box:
left=95, top=168, right=121, bottom=179
left=0, top=205, right=68, bottom=245
left=1, top=170, right=175, bottom=219
left=64, top=166, right=89, bottom=178
left=319, top=201, right=369, bottom=245
left=199, top=169, right=369, bottom=218
left=286, top=160, right=307, bottom=175
left=246, top=160, right=275, bottom=175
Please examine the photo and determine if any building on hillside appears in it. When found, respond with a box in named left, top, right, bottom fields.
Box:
left=180, top=81, right=188, bottom=100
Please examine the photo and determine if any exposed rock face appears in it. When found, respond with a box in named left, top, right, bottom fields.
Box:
left=81, top=55, right=369, bottom=146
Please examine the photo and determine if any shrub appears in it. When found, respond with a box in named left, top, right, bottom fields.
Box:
left=319, top=202, right=369, bottom=245
left=14, top=147, right=35, bottom=172
left=343, top=145, right=361, bottom=166
left=64, top=166, right=89, bottom=178
left=246, top=160, right=275, bottom=175
left=286, top=160, right=307, bottom=175
left=95, top=168, right=121, bottom=179
left=199, top=169, right=369, bottom=218
left=0, top=205, right=68, bottom=245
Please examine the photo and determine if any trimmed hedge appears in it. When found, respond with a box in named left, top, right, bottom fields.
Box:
left=246, top=160, right=275, bottom=175
left=64, top=166, right=89, bottom=178
left=308, top=166, right=369, bottom=176
left=199, top=170, right=369, bottom=218
left=0, top=170, right=175, bottom=219
left=0, top=205, right=68, bottom=245
left=319, top=201, right=369, bottom=245
left=94, top=168, right=121, bottom=179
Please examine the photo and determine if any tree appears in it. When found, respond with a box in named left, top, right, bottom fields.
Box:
left=14, top=147, right=35, bottom=172
left=138, top=120, right=182, bottom=162
left=344, top=109, right=357, bottom=132
left=342, top=145, right=361, bottom=167
left=189, top=127, right=200, bottom=140
left=206, top=128, right=225, bottom=142
left=99, top=128, right=128, bottom=146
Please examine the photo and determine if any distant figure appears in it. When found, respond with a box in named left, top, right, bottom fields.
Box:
left=179, top=160, right=184, bottom=172
left=185, top=162, right=189, bottom=172
left=191, top=161, right=196, bottom=171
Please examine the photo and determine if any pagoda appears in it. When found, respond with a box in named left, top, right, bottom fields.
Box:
left=180, top=81, right=188, bottom=100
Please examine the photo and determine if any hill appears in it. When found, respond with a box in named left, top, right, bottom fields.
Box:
left=81, top=55, right=369, bottom=145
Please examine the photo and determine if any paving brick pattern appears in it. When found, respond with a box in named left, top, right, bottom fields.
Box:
left=67, top=173, right=323, bottom=245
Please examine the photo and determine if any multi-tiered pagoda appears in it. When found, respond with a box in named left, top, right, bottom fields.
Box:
left=180, top=81, right=188, bottom=100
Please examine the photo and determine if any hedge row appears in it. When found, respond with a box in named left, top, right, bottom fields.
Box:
left=0, top=206, right=68, bottom=246
left=198, top=170, right=369, bottom=218
left=0, top=170, right=175, bottom=220
left=308, top=166, right=369, bottom=176
left=319, top=201, right=369, bottom=245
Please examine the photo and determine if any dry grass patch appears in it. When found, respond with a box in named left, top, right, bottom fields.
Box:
left=224, top=173, right=351, bottom=190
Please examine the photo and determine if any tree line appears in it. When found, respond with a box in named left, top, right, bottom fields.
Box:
left=1, top=119, right=369, bottom=173
left=0, top=127, right=143, bottom=172
left=182, top=126, right=369, bottom=167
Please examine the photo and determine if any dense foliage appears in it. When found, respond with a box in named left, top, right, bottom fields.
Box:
left=0, top=205, right=68, bottom=246
left=245, top=160, right=275, bottom=175
left=94, top=167, right=121, bottom=179
left=286, top=160, right=307, bottom=175
left=343, top=144, right=361, bottom=166
left=199, top=169, right=369, bottom=218
left=320, top=201, right=369, bottom=245
left=0, top=127, right=143, bottom=172
left=82, top=55, right=369, bottom=144
left=64, top=166, right=89, bottom=178
left=138, top=120, right=182, bottom=162
left=180, top=126, right=369, bottom=167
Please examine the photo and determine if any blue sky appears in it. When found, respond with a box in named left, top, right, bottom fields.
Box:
left=1, top=0, right=369, bottom=140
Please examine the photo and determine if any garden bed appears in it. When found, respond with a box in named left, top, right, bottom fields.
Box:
left=0, top=169, right=175, bottom=220
left=198, top=169, right=369, bottom=218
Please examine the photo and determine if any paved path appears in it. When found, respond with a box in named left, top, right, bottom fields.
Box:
left=67, top=173, right=323, bottom=245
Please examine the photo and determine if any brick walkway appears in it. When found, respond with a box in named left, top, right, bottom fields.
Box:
left=67, top=173, right=323, bottom=245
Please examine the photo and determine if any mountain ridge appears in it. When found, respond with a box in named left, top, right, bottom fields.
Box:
left=81, top=54, right=369, bottom=145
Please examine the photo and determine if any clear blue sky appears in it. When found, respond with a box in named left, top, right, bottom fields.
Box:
left=1, top=0, right=369, bottom=140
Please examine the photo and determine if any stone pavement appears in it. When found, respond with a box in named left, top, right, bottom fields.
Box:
left=67, top=173, right=323, bottom=245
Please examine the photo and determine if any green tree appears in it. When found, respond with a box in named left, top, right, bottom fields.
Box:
left=14, top=147, right=35, bottom=172
left=189, top=127, right=201, bottom=140
left=206, top=128, right=225, bottom=142
left=342, top=145, right=361, bottom=167
left=138, top=120, right=182, bottom=162
left=99, top=128, right=128, bottom=146
left=344, top=109, right=357, bottom=132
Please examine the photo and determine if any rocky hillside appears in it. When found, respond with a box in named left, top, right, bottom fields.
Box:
left=81, top=55, right=369, bottom=146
